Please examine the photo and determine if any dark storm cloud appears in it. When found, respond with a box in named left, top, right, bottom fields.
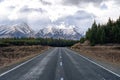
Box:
left=63, top=0, right=108, bottom=6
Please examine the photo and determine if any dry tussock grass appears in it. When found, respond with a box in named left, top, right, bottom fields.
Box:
left=72, top=43, right=120, bottom=65
left=0, top=45, right=48, bottom=68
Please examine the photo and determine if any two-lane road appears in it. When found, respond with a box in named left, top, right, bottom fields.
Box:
left=0, top=48, right=120, bottom=80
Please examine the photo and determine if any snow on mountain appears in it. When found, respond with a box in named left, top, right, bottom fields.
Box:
left=0, top=23, right=83, bottom=40
left=35, top=24, right=82, bottom=40
left=0, top=23, right=34, bottom=38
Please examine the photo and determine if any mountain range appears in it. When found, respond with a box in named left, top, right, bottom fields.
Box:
left=0, top=23, right=83, bottom=40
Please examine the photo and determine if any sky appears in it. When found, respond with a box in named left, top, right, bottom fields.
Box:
left=0, top=0, right=120, bottom=33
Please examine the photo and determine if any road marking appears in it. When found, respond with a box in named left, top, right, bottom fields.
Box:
left=60, top=77, right=64, bottom=80
left=0, top=48, right=56, bottom=77
left=60, top=52, right=62, bottom=56
left=102, top=78, right=106, bottom=80
left=60, top=62, right=63, bottom=66
left=69, top=49, right=120, bottom=78
left=0, top=54, right=39, bottom=77
left=18, top=51, right=54, bottom=80
left=60, top=56, right=62, bottom=59
left=79, top=54, right=120, bottom=77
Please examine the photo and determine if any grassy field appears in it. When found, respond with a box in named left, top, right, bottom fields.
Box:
left=72, top=43, right=120, bottom=66
left=0, top=45, right=49, bottom=68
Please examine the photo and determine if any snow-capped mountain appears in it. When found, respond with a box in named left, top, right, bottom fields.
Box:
left=0, top=23, right=83, bottom=40
left=35, top=26, right=82, bottom=40
left=0, top=23, right=34, bottom=38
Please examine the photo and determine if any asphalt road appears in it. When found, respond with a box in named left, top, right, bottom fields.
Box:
left=0, top=47, right=120, bottom=80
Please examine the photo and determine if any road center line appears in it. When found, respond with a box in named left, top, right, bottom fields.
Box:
left=60, top=62, right=63, bottom=66
left=60, top=77, right=64, bottom=80
left=60, top=56, right=62, bottom=59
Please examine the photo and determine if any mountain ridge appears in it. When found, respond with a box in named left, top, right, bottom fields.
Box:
left=0, top=23, right=83, bottom=40
left=35, top=26, right=82, bottom=40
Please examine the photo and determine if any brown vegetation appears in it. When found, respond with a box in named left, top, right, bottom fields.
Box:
left=0, top=45, right=49, bottom=68
left=72, top=43, right=120, bottom=66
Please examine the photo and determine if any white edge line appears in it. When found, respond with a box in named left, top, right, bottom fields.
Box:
left=0, top=48, right=56, bottom=77
left=60, top=77, right=64, bottom=80
left=0, top=54, right=41, bottom=77
left=72, top=50, right=120, bottom=78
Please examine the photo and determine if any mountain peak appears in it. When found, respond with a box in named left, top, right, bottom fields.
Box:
left=0, top=23, right=83, bottom=40
left=0, top=22, right=34, bottom=38
left=36, top=25, right=82, bottom=40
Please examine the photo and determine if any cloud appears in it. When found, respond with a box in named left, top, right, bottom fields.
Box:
left=63, top=0, right=108, bottom=6
left=0, top=0, right=4, bottom=2
left=115, top=1, right=120, bottom=4
left=28, top=19, right=51, bottom=30
left=19, top=6, right=46, bottom=13
left=100, top=3, right=108, bottom=10
left=0, top=0, right=120, bottom=32
left=55, top=10, right=95, bottom=23
left=54, top=10, right=95, bottom=33
left=40, top=0, right=52, bottom=5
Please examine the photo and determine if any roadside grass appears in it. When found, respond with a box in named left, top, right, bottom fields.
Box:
left=0, top=45, right=49, bottom=69
left=71, top=43, right=120, bottom=66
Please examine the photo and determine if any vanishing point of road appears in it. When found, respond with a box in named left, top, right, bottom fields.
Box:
left=0, top=48, right=120, bottom=80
